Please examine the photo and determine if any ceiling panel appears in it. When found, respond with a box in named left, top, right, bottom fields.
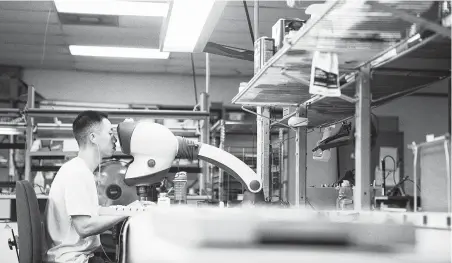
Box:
left=0, top=58, right=74, bottom=69
left=63, top=25, right=160, bottom=47
left=0, top=1, right=55, bottom=12
left=0, top=9, right=59, bottom=24
left=214, top=19, right=275, bottom=34
left=0, top=22, right=63, bottom=35
left=0, top=51, right=72, bottom=62
left=0, top=43, right=69, bottom=54
left=62, top=25, right=159, bottom=38
left=2, top=33, right=66, bottom=46
left=227, top=1, right=308, bottom=9
left=221, top=5, right=308, bottom=22
left=66, top=36, right=158, bottom=47
left=74, top=61, right=167, bottom=73
left=119, top=16, right=164, bottom=28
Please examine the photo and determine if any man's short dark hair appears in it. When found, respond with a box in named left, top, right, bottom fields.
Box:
left=72, top=110, right=108, bottom=146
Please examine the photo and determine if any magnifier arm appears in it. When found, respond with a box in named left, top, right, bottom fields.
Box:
left=175, top=137, right=262, bottom=193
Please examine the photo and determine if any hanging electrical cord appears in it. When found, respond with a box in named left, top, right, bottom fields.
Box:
left=190, top=53, right=202, bottom=135
left=41, top=6, right=52, bottom=65
left=190, top=53, right=199, bottom=105
left=242, top=0, right=255, bottom=45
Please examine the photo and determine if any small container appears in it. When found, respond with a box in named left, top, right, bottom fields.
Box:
left=173, top=171, right=188, bottom=204
left=254, top=37, right=275, bottom=74
left=158, top=193, right=171, bottom=207
left=272, top=18, right=305, bottom=51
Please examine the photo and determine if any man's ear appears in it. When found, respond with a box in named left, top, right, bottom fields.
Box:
left=89, top=132, right=96, bottom=145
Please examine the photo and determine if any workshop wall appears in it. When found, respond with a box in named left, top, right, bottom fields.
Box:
left=22, top=69, right=450, bottom=197
left=374, top=78, right=449, bottom=195
left=23, top=69, right=250, bottom=107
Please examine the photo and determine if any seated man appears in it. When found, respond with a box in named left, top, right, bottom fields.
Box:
left=44, top=111, right=127, bottom=263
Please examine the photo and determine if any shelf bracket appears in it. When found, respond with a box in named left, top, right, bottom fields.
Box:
left=369, top=1, right=451, bottom=39
left=338, top=94, right=357, bottom=104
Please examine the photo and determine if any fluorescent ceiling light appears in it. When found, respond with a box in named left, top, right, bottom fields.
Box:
left=69, top=45, right=170, bottom=59
left=161, top=0, right=227, bottom=52
left=54, top=0, right=169, bottom=17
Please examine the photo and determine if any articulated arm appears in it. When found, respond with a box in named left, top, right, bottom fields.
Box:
left=117, top=121, right=262, bottom=193
left=176, top=137, right=262, bottom=193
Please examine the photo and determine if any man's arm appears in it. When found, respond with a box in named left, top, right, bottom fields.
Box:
left=71, top=214, right=127, bottom=238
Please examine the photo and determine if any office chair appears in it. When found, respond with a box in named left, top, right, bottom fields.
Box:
left=14, top=180, right=45, bottom=263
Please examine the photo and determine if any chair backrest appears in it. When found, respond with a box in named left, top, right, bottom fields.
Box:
left=16, top=180, right=43, bottom=263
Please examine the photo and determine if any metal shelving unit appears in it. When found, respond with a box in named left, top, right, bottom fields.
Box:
left=210, top=119, right=288, bottom=202
left=232, top=0, right=451, bottom=210
left=0, top=87, right=210, bottom=193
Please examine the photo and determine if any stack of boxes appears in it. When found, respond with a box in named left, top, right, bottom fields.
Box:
left=253, top=18, right=305, bottom=74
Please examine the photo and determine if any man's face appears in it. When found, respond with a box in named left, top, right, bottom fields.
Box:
left=94, top=118, right=117, bottom=157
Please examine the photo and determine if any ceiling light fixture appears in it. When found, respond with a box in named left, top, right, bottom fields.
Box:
left=160, top=0, right=227, bottom=52
left=69, top=45, right=170, bottom=59
left=54, top=0, right=169, bottom=17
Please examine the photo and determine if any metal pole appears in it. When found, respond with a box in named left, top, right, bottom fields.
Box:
left=354, top=65, right=372, bottom=210
left=254, top=0, right=259, bottom=41
left=8, top=135, right=15, bottom=180
left=8, top=78, right=18, bottom=181
left=219, top=120, right=225, bottom=202
left=25, top=108, right=209, bottom=120
left=279, top=128, right=284, bottom=202
left=282, top=129, right=289, bottom=202
left=24, top=86, right=35, bottom=182
left=449, top=79, right=452, bottom=213
left=295, top=106, right=307, bottom=207
left=444, top=140, right=451, bottom=213
left=257, top=107, right=270, bottom=199
left=412, top=142, right=418, bottom=212
left=206, top=53, right=210, bottom=94
left=199, top=92, right=209, bottom=195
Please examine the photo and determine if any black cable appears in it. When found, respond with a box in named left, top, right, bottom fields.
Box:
left=242, top=0, right=255, bottom=45
left=382, top=155, right=397, bottom=185
left=405, top=179, right=421, bottom=192
left=371, top=112, right=379, bottom=132
left=190, top=53, right=198, bottom=105
left=383, top=155, right=396, bottom=170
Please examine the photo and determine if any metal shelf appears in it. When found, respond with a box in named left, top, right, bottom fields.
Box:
left=231, top=0, right=450, bottom=128
left=0, top=122, right=199, bottom=138
left=210, top=120, right=284, bottom=135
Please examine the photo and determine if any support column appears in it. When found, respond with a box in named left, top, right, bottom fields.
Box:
left=278, top=128, right=285, bottom=202
left=218, top=120, right=225, bottom=202
left=282, top=128, right=289, bottom=202
left=295, top=106, right=307, bottom=207
left=354, top=64, right=372, bottom=210
left=254, top=0, right=259, bottom=41
left=199, top=92, right=209, bottom=195
left=24, top=86, right=35, bottom=182
left=8, top=78, right=18, bottom=180
left=449, top=79, right=452, bottom=213
left=257, top=107, right=270, bottom=199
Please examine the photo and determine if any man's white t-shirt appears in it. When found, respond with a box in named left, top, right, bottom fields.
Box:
left=44, top=157, right=101, bottom=263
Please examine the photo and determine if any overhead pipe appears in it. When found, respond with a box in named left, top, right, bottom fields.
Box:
left=24, top=108, right=209, bottom=120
